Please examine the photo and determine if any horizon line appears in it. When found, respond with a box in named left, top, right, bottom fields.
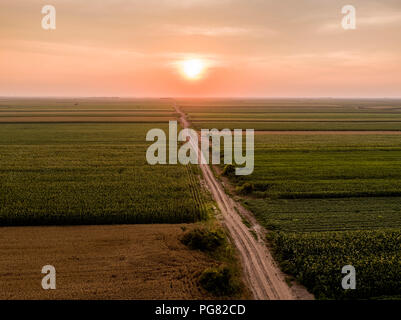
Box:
left=1, top=96, right=401, bottom=100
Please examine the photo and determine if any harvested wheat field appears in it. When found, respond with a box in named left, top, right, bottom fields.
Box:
left=0, top=224, right=218, bottom=300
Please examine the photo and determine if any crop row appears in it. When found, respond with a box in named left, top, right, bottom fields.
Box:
left=269, top=230, right=401, bottom=299
left=0, top=124, right=207, bottom=226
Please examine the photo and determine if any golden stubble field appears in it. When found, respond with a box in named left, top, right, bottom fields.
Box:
left=0, top=224, right=218, bottom=300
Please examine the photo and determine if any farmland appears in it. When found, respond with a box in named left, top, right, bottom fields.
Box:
left=269, top=230, right=401, bottom=299
left=0, top=99, right=210, bottom=225
left=192, top=121, right=401, bottom=131
left=183, top=98, right=401, bottom=131
left=0, top=98, right=251, bottom=300
left=180, top=98, right=401, bottom=299
left=0, top=98, right=175, bottom=123
left=2, top=97, right=401, bottom=300
left=226, top=133, right=401, bottom=199
left=0, top=123, right=209, bottom=225
left=0, top=101, right=208, bottom=226
left=0, top=224, right=225, bottom=299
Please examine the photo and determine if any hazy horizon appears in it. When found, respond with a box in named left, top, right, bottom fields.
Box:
left=2, top=96, right=401, bottom=100
left=1, top=0, right=401, bottom=97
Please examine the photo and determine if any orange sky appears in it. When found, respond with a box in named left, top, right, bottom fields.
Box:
left=1, top=0, right=400, bottom=97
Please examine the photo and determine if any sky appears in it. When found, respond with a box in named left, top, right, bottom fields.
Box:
left=1, top=0, right=400, bottom=97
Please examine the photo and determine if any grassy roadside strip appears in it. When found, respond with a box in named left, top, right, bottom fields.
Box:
left=173, top=111, right=250, bottom=299
left=180, top=163, right=250, bottom=299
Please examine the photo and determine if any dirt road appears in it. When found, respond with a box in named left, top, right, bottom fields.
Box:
left=174, top=103, right=312, bottom=300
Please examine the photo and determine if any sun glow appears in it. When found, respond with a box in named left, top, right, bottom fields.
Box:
left=181, top=59, right=205, bottom=80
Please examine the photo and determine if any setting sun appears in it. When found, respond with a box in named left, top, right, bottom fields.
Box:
left=181, top=59, right=205, bottom=80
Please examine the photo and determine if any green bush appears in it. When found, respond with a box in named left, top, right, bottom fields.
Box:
left=181, top=228, right=226, bottom=252
left=236, top=182, right=254, bottom=195
left=199, top=266, right=240, bottom=296
left=221, top=164, right=236, bottom=177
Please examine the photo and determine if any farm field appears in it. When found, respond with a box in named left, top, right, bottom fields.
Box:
left=0, top=99, right=207, bottom=225
left=3, top=0, right=400, bottom=306
left=0, top=98, right=176, bottom=123
left=246, top=197, right=401, bottom=232
left=0, top=224, right=222, bottom=300
left=0, top=98, right=174, bottom=110
left=229, top=134, right=401, bottom=199
left=0, top=98, right=249, bottom=300
left=0, top=123, right=207, bottom=225
left=192, top=121, right=401, bottom=131
left=180, top=98, right=401, bottom=299
left=2, top=98, right=401, bottom=300
left=180, top=98, right=401, bottom=131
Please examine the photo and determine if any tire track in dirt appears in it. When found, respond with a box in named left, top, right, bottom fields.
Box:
left=173, top=102, right=312, bottom=300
